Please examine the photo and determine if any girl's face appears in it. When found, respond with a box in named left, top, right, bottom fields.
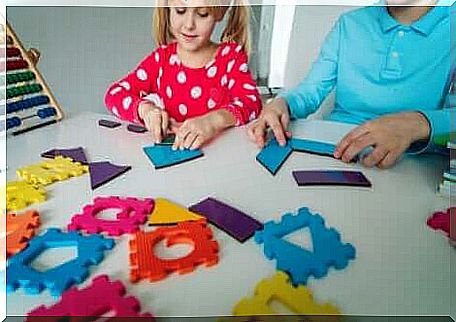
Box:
left=169, top=0, right=219, bottom=52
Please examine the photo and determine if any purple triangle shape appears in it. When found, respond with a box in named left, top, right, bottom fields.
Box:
left=89, top=161, right=131, bottom=190
left=41, top=147, right=88, bottom=164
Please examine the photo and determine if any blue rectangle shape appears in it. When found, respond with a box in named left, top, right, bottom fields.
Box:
left=256, top=139, right=293, bottom=176
left=143, top=145, right=204, bottom=169
left=290, top=138, right=336, bottom=157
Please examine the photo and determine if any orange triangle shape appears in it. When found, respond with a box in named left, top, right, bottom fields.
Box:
left=148, top=198, right=204, bottom=225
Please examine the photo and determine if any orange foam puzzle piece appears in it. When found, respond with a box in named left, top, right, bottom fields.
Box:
left=6, top=210, right=40, bottom=257
left=129, top=220, right=218, bottom=283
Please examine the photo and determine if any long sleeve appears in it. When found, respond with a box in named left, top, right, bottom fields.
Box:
left=218, top=46, right=262, bottom=126
left=279, top=18, right=341, bottom=119
left=104, top=49, right=162, bottom=123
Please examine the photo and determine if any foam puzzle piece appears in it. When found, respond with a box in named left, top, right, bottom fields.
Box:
left=7, top=228, right=115, bottom=296
left=89, top=161, right=132, bottom=190
left=233, top=271, right=340, bottom=317
left=68, top=196, right=155, bottom=236
left=289, top=138, right=336, bottom=158
left=127, top=124, right=148, bottom=133
left=99, top=119, right=121, bottom=128
left=158, top=134, right=176, bottom=145
left=255, top=207, right=356, bottom=286
left=256, top=138, right=293, bottom=176
left=27, top=275, right=154, bottom=321
left=143, top=145, right=204, bottom=169
left=292, top=170, right=372, bottom=187
left=6, top=210, right=41, bottom=258
left=6, top=181, right=46, bottom=212
left=41, top=147, right=88, bottom=165
left=427, top=207, right=453, bottom=237
left=189, top=197, right=263, bottom=243
left=129, top=220, right=219, bottom=282
left=17, top=157, right=88, bottom=186
left=148, top=198, right=204, bottom=225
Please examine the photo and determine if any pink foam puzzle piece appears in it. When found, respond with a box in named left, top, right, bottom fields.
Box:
left=27, top=275, right=154, bottom=321
left=427, top=208, right=452, bottom=237
left=89, top=161, right=131, bottom=190
left=68, top=196, right=155, bottom=236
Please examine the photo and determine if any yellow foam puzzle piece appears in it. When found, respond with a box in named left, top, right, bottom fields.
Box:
left=17, top=156, right=88, bottom=186
left=6, top=181, right=46, bottom=212
left=148, top=198, right=204, bottom=225
left=233, top=271, right=341, bottom=318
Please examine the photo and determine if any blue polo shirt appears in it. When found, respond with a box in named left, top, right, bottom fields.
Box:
left=281, top=2, right=454, bottom=151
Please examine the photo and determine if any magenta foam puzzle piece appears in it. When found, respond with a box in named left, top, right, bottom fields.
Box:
left=27, top=275, right=154, bottom=321
left=189, top=197, right=263, bottom=243
left=427, top=208, right=452, bottom=237
left=89, top=161, right=131, bottom=190
left=41, top=147, right=88, bottom=164
left=68, top=196, right=155, bottom=236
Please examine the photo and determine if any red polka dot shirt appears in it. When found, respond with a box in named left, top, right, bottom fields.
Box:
left=104, top=42, right=262, bottom=126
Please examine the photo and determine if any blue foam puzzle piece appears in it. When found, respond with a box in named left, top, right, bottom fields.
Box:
left=6, top=228, right=114, bottom=297
left=289, top=138, right=336, bottom=157
left=255, top=207, right=356, bottom=286
left=143, top=145, right=204, bottom=169
left=256, top=138, right=293, bottom=175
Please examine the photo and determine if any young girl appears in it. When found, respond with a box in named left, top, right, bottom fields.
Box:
left=105, top=0, right=262, bottom=150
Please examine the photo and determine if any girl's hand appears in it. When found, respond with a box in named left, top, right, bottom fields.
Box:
left=138, top=101, right=170, bottom=143
left=172, top=110, right=236, bottom=151
left=334, top=112, right=431, bottom=169
left=247, top=98, right=292, bottom=148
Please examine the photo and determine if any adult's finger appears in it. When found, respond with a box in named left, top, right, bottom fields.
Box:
left=335, top=123, right=370, bottom=159
left=377, top=151, right=399, bottom=169
left=190, top=135, right=205, bottom=150
left=340, top=133, right=376, bottom=163
left=362, top=146, right=388, bottom=168
left=269, top=118, right=287, bottom=146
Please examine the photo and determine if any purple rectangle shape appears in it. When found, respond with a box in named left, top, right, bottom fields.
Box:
left=293, top=170, right=372, bottom=187
left=189, top=198, right=263, bottom=243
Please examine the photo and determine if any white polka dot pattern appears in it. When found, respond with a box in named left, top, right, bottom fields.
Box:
left=235, top=45, right=242, bottom=53
left=119, top=81, right=131, bottom=91
left=221, top=46, right=230, bottom=57
left=112, top=106, right=120, bottom=117
left=122, top=96, right=132, bottom=110
left=155, top=52, right=160, bottom=63
left=179, top=104, right=188, bottom=116
left=166, top=86, right=173, bottom=98
left=207, top=98, right=216, bottom=109
left=243, top=83, right=256, bottom=90
left=207, top=66, right=217, bottom=78
left=221, top=75, right=228, bottom=86
left=191, top=86, right=202, bottom=99
left=110, top=87, right=122, bottom=95
left=170, top=54, right=180, bottom=66
left=239, top=63, right=248, bottom=73
left=136, top=69, right=148, bottom=81
left=177, top=71, right=187, bottom=84
left=228, top=79, right=235, bottom=90
left=227, top=60, right=235, bottom=73
left=247, top=95, right=257, bottom=102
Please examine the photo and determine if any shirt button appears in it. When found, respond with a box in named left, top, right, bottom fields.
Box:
left=392, top=51, right=399, bottom=58
left=398, top=30, right=405, bottom=37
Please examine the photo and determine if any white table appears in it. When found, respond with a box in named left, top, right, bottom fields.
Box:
left=5, top=112, right=454, bottom=319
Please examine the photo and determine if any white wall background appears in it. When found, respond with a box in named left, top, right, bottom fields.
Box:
left=6, top=6, right=352, bottom=117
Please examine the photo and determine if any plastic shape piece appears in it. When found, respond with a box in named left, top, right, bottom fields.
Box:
left=289, top=138, right=336, bottom=158
left=17, top=157, right=88, bottom=186
left=427, top=207, right=453, bottom=237
left=68, top=196, right=155, bottom=236
left=143, top=145, right=204, bottom=170
left=129, top=220, right=219, bottom=283
left=233, top=271, right=340, bottom=317
left=256, top=138, right=293, bottom=176
left=7, top=228, right=115, bottom=297
left=88, top=161, right=131, bottom=190
left=6, top=181, right=46, bottom=212
left=98, top=119, right=121, bottom=128
left=255, top=207, right=356, bottom=286
left=189, top=197, right=263, bottom=243
left=6, top=210, right=40, bottom=258
left=127, top=124, right=148, bottom=133
left=41, top=147, right=89, bottom=165
left=27, top=275, right=154, bottom=321
left=148, top=198, right=204, bottom=225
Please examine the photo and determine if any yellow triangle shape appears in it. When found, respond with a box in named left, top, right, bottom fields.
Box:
left=148, top=198, right=204, bottom=225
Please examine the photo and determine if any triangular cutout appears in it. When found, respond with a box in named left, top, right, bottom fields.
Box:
left=89, top=161, right=131, bottom=190
left=283, top=227, right=314, bottom=253
left=148, top=198, right=204, bottom=225
left=41, top=147, right=88, bottom=164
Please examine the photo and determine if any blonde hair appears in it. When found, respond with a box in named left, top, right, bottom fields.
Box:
left=153, top=0, right=251, bottom=55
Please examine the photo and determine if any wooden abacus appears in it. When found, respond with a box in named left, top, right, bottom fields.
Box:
left=4, top=21, right=64, bottom=135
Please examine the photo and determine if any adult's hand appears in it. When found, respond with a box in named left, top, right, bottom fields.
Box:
left=247, top=98, right=292, bottom=148
left=334, top=112, right=430, bottom=169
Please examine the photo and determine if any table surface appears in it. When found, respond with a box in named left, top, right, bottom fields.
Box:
left=5, top=112, right=454, bottom=318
